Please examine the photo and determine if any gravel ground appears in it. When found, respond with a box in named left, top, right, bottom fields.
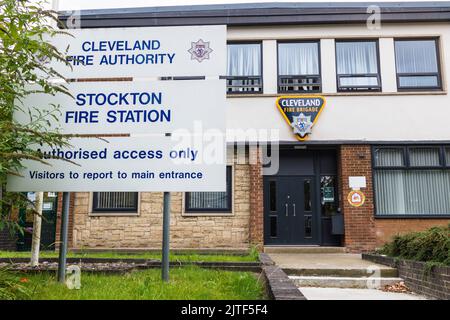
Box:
left=0, top=261, right=153, bottom=273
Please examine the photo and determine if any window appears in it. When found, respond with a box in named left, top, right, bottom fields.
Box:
left=269, top=180, right=277, bottom=212
left=336, top=40, right=381, bottom=92
left=226, top=43, right=262, bottom=93
left=92, top=192, right=138, bottom=214
left=270, top=216, right=277, bottom=238
left=185, top=166, right=232, bottom=213
left=395, top=39, right=441, bottom=90
left=278, top=42, right=321, bottom=93
left=373, top=146, right=450, bottom=217
left=304, top=179, right=312, bottom=211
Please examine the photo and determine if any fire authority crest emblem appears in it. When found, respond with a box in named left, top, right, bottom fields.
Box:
left=188, top=39, right=213, bottom=62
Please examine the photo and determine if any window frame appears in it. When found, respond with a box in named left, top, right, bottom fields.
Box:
left=276, top=40, right=322, bottom=94
left=335, top=39, right=382, bottom=92
left=372, top=145, right=450, bottom=218
left=372, top=146, right=407, bottom=170
left=372, top=146, right=447, bottom=170
left=394, top=37, right=443, bottom=92
left=184, top=166, right=233, bottom=214
left=445, top=147, right=450, bottom=169
left=407, top=146, right=443, bottom=168
left=225, top=41, right=263, bottom=94
left=91, top=192, right=139, bottom=215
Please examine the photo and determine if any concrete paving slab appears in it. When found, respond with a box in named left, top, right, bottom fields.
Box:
left=299, top=287, right=428, bottom=300
left=268, top=253, right=394, bottom=271
left=290, top=275, right=403, bottom=289
left=264, top=246, right=346, bottom=254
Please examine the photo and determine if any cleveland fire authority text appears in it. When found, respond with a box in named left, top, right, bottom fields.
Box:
left=67, top=39, right=176, bottom=66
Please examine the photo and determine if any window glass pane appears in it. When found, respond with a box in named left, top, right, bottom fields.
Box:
left=270, top=216, right=277, bottom=238
left=304, top=179, right=311, bottom=211
left=374, top=148, right=404, bottom=167
left=446, top=148, right=450, bottom=166
left=227, top=44, right=261, bottom=76
left=186, top=166, right=231, bottom=212
left=321, top=176, right=337, bottom=217
left=375, top=170, right=450, bottom=215
left=278, top=42, right=319, bottom=75
left=409, top=148, right=440, bottom=167
left=94, top=192, right=137, bottom=212
left=395, top=40, right=438, bottom=73
left=304, top=215, right=312, bottom=238
left=269, top=181, right=277, bottom=212
left=188, top=192, right=228, bottom=209
left=398, top=76, right=438, bottom=88
left=336, top=41, right=378, bottom=75
left=339, top=76, right=378, bottom=87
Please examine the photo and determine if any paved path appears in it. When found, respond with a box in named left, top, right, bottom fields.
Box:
left=299, top=287, right=428, bottom=300
left=268, top=253, right=392, bottom=271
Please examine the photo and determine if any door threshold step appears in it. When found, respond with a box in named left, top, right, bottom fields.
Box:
left=283, top=267, right=398, bottom=278
left=289, top=275, right=403, bottom=289
left=264, top=246, right=346, bottom=254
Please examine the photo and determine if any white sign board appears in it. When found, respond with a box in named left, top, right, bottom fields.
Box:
left=7, top=136, right=226, bottom=192
left=16, top=80, right=225, bottom=134
left=43, top=202, right=53, bottom=210
left=49, top=25, right=226, bottom=78
left=349, top=176, right=366, bottom=190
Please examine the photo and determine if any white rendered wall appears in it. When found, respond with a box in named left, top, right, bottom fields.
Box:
left=225, top=23, right=450, bottom=142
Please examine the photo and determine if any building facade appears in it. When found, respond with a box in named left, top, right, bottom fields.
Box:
left=55, top=2, right=450, bottom=253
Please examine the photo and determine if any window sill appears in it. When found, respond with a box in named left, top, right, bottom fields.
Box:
left=89, top=212, right=140, bottom=217
left=375, top=215, right=450, bottom=219
left=226, top=91, right=447, bottom=98
left=182, top=212, right=234, bottom=217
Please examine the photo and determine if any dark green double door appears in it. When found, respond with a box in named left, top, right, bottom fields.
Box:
left=264, top=176, right=318, bottom=245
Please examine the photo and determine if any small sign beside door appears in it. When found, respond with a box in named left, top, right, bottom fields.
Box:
left=43, top=202, right=53, bottom=210
left=323, top=186, right=335, bottom=202
left=347, top=190, right=365, bottom=207
left=349, top=176, right=366, bottom=190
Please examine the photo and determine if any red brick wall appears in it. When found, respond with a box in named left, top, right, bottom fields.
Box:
left=375, top=219, right=449, bottom=247
left=339, top=145, right=377, bottom=252
left=340, top=145, right=450, bottom=251
left=249, top=147, right=264, bottom=250
left=55, top=192, right=75, bottom=250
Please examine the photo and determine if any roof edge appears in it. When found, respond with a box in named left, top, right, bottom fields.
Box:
left=58, top=2, right=450, bottom=28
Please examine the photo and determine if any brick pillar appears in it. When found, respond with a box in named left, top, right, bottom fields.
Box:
left=249, top=147, right=264, bottom=250
left=339, top=145, right=376, bottom=252
left=55, top=192, right=75, bottom=250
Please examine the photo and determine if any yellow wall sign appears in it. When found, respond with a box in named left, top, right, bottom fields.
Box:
left=347, top=190, right=366, bottom=207
left=276, top=96, right=326, bottom=141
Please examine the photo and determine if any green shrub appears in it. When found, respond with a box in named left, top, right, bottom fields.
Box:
left=380, top=225, right=450, bottom=265
left=0, top=268, right=31, bottom=300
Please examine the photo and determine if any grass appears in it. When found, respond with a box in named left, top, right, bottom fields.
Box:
left=0, top=249, right=259, bottom=262
left=0, top=268, right=31, bottom=300
left=21, top=267, right=265, bottom=300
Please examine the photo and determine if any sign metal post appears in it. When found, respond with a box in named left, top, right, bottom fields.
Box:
left=57, top=192, right=70, bottom=283
left=162, top=191, right=171, bottom=282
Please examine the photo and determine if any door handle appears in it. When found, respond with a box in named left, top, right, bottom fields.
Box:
left=293, top=203, right=296, bottom=217
left=285, top=203, right=288, bottom=217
